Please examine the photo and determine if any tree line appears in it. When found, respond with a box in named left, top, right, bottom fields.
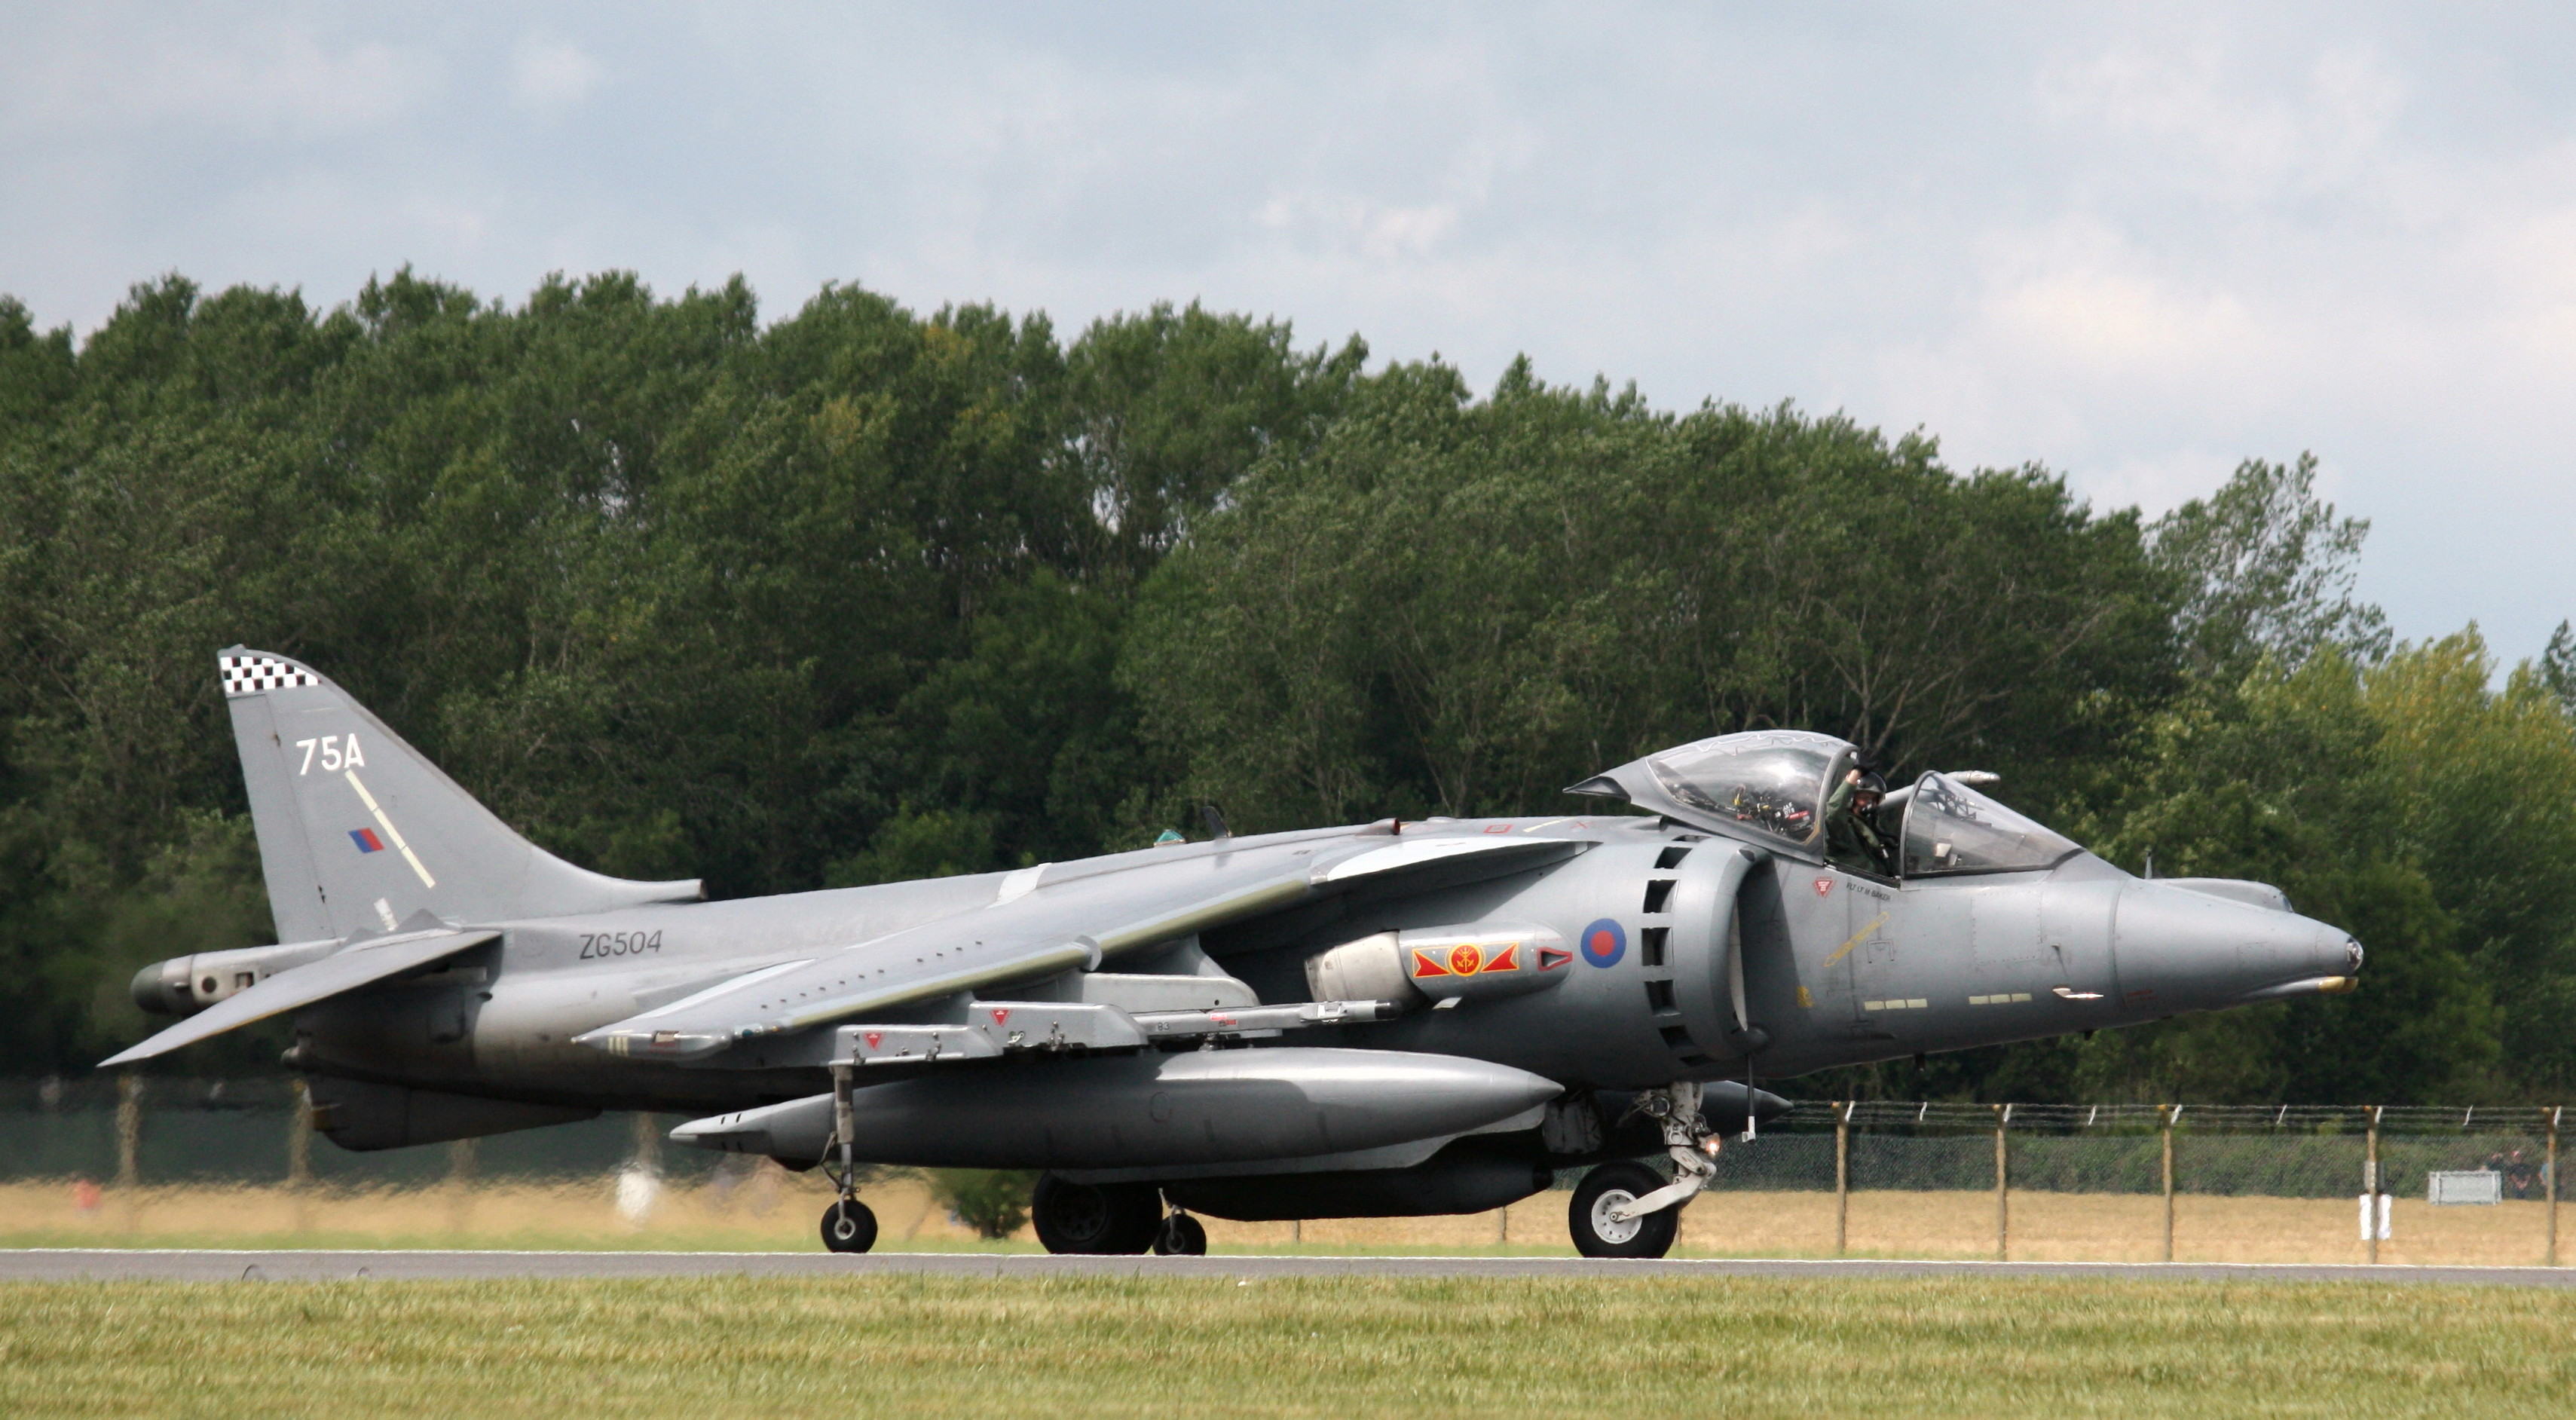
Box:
left=2, top=271, right=2571, bottom=1106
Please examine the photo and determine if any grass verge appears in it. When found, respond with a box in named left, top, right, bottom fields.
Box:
left=3, top=1273, right=2573, bottom=1418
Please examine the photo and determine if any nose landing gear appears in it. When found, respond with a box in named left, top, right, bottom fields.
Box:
left=1568, top=1082, right=1716, bottom=1259
left=1570, top=1161, right=1679, bottom=1258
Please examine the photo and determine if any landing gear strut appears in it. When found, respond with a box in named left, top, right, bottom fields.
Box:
left=1567, top=1082, right=1716, bottom=1259
left=818, top=1063, right=878, bottom=1254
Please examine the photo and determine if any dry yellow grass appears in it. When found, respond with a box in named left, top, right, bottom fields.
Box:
left=3, top=1174, right=2563, bottom=1263
left=1676, top=1188, right=2568, bottom=1266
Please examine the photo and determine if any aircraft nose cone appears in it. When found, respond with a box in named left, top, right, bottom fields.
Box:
left=2119, top=883, right=2360, bottom=1011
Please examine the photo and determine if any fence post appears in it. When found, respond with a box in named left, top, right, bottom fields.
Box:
left=115, top=1073, right=143, bottom=1189
left=445, top=1138, right=478, bottom=1232
left=1834, top=1100, right=1852, bottom=1257
left=1994, top=1103, right=2012, bottom=1261
left=2159, top=1104, right=2176, bottom=1263
left=2548, top=1106, right=2561, bottom=1268
left=115, top=1073, right=143, bottom=1231
left=2365, top=1106, right=2383, bottom=1265
left=288, top=1080, right=315, bottom=1232
left=287, top=1080, right=314, bottom=1188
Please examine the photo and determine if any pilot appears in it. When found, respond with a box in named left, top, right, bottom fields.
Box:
left=1826, top=763, right=1894, bottom=874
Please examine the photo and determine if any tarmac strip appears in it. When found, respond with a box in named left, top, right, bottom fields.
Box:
left=2, top=1250, right=2572, bottom=1286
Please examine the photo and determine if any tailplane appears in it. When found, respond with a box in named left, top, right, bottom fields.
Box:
left=219, top=648, right=700, bottom=940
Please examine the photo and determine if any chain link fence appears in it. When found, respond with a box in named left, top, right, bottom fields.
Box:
left=0, top=1076, right=720, bottom=1188
left=0, top=1076, right=2563, bottom=1260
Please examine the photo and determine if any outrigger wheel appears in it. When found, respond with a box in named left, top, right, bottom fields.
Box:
left=1152, top=1210, right=1208, bottom=1256
left=1568, top=1160, right=1681, bottom=1259
left=1031, top=1173, right=1162, bottom=1254
left=821, top=1198, right=879, bottom=1253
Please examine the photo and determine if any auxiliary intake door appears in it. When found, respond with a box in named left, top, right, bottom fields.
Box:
left=1666, top=842, right=1769, bottom=1062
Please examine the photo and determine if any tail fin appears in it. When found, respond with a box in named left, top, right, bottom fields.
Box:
left=219, top=648, right=701, bottom=940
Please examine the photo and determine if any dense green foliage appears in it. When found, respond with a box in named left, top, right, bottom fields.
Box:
left=2, top=272, right=2569, bottom=1104
left=927, top=1169, right=1041, bottom=1241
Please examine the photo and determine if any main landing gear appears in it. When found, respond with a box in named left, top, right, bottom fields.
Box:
left=1032, top=1174, right=1162, bottom=1253
left=1029, top=1173, right=1207, bottom=1255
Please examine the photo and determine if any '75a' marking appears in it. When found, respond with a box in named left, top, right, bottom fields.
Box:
left=296, top=733, right=366, bottom=774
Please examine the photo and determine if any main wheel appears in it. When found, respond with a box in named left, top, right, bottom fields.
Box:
left=1152, top=1212, right=1208, bottom=1256
left=1031, top=1173, right=1161, bottom=1254
left=820, top=1198, right=879, bottom=1253
left=1568, top=1161, right=1680, bottom=1259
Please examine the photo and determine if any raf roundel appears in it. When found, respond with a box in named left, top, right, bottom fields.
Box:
left=1578, top=918, right=1626, bottom=968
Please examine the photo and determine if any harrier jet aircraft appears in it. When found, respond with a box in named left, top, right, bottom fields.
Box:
left=110, top=650, right=2362, bottom=1257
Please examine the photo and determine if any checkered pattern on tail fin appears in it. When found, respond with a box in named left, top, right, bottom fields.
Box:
left=219, top=653, right=318, bottom=697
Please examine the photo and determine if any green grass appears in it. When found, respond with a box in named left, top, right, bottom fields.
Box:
left=3, top=1275, right=2572, bottom=1418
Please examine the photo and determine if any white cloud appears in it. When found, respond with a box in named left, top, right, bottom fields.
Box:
left=0, top=9, right=436, bottom=137
left=510, top=34, right=602, bottom=113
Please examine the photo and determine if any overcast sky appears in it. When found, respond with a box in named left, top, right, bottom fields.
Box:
left=6, top=3, right=2571, bottom=662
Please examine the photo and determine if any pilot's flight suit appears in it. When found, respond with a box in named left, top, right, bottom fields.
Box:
left=1824, top=776, right=1893, bottom=875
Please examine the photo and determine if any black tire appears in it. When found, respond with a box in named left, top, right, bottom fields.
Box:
left=1152, top=1212, right=1208, bottom=1256
left=820, top=1198, right=878, bottom=1254
left=1568, top=1161, right=1680, bottom=1259
left=1031, top=1173, right=1161, bottom=1254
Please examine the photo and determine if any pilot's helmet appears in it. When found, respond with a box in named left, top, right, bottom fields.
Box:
left=1852, top=769, right=1888, bottom=803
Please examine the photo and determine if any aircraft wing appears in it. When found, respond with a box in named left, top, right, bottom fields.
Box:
left=100, top=926, right=500, bottom=1067
left=575, top=829, right=1586, bottom=1063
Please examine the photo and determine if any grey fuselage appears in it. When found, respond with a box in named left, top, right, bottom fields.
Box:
left=286, top=813, right=2354, bottom=1116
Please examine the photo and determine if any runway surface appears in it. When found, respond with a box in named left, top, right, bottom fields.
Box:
left=5, top=1250, right=2571, bottom=1286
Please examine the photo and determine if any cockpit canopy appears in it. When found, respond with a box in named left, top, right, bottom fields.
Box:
left=1897, top=771, right=2079, bottom=877
left=1569, top=730, right=1850, bottom=851
left=1568, top=731, right=2083, bottom=877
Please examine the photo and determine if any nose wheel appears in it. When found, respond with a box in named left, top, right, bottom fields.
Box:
left=1569, top=1161, right=1681, bottom=1258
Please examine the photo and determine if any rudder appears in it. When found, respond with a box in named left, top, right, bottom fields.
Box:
left=219, top=648, right=701, bottom=940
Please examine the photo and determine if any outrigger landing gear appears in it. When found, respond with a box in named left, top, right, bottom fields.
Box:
left=1567, top=1082, right=1717, bottom=1259
left=818, top=1063, right=879, bottom=1254
left=1152, top=1208, right=1208, bottom=1256
left=821, top=1198, right=878, bottom=1253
